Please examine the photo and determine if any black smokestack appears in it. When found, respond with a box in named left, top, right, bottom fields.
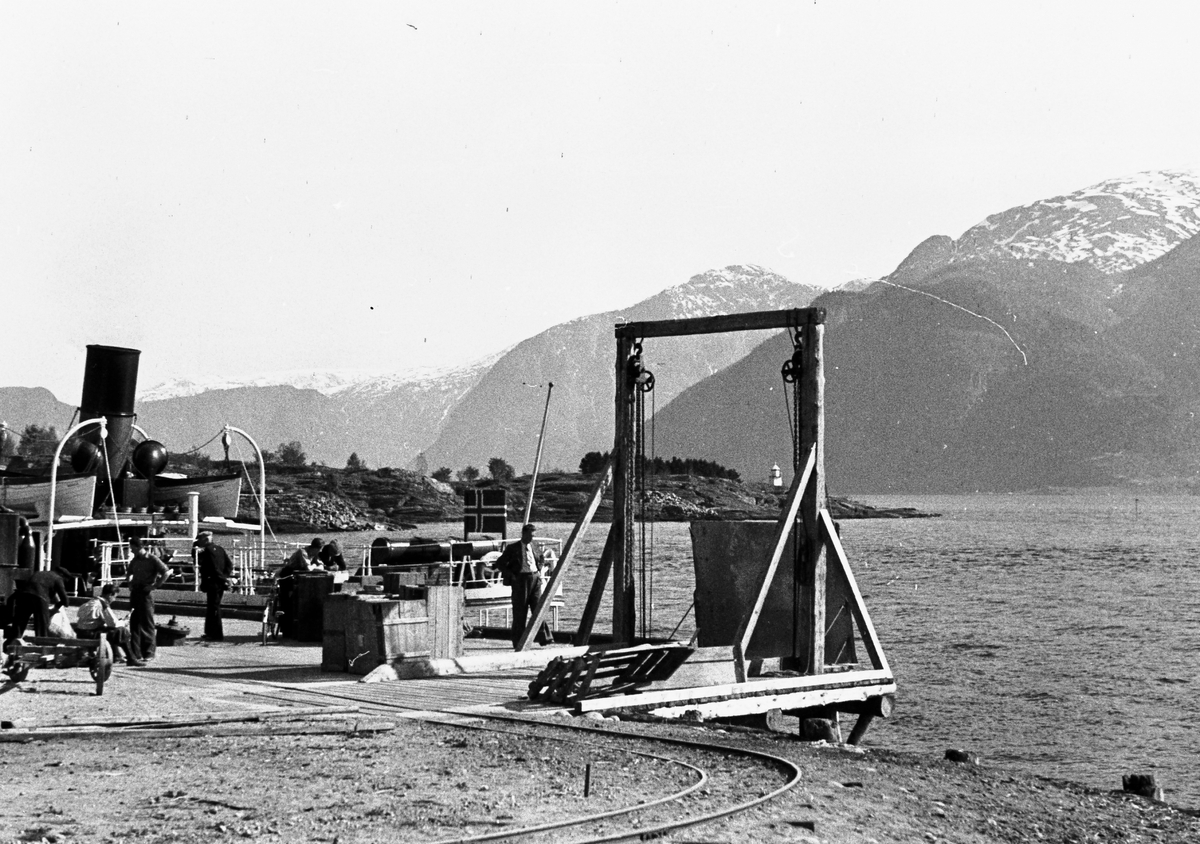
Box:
left=78, top=344, right=140, bottom=482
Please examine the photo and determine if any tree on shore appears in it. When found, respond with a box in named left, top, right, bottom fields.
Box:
left=431, top=467, right=453, bottom=483
left=346, top=452, right=367, bottom=471
left=276, top=441, right=307, bottom=467
left=17, top=424, right=59, bottom=464
left=579, top=451, right=610, bottom=474
left=488, top=457, right=516, bottom=483
left=456, top=465, right=480, bottom=483
left=578, top=449, right=739, bottom=480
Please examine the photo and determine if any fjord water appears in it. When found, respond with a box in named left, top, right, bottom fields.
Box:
left=339, top=493, right=1200, bottom=808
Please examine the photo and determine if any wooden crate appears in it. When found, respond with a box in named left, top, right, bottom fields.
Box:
left=323, top=595, right=430, bottom=675
left=382, top=570, right=425, bottom=594
left=427, top=585, right=463, bottom=660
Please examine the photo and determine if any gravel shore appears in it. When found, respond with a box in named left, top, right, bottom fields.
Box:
left=3, top=617, right=1198, bottom=843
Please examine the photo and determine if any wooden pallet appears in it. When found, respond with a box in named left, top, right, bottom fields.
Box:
left=528, top=644, right=693, bottom=704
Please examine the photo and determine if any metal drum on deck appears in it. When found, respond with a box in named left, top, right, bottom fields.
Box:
left=287, top=572, right=336, bottom=642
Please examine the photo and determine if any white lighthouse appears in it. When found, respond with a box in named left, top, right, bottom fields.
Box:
left=769, top=463, right=782, bottom=487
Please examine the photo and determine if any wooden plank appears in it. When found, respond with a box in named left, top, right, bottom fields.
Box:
left=573, top=525, right=615, bottom=645
left=14, top=707, right=364, bottom=730
left=615, top=307, right=825, bottom=340
left=517, top=458, right=612, bottom=651
left=732, top=446, right=814, bottom=682
left=0, top=720, right=397, bottom=743
left=576, top=666, right=894, bottom=713
left=820, top=508, right=890, bottom=674
left=644, top=682, right=896, bottom=720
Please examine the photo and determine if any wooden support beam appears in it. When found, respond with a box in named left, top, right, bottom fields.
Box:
left=846, top=713, right=876, bottom=746
left=517, top=459, right=612, bottom=651
left=820, top=508, right=890, bottom=674
left=732, top=446, right=814, bottom=682
left=616, top=307, right=825, bottom=340
left=612, top=332, right=637, bottom=645
left=573, top=525, right=615, bottom=646
left=798, top=320, right=826, bottom=676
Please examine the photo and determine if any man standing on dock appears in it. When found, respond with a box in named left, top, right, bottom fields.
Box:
left=496, top=523, right=553, bottom=649
left=125, top=536, right=170, bottom=666
left=195, top=531, right=234, bottom=641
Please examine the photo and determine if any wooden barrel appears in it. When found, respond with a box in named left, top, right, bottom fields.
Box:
left=292, top=573, right=335, bottom=642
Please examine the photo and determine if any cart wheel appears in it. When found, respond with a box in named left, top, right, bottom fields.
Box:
left=4, top=639, right=29, bottom=683
left=91, top=639, right=113, bottom=695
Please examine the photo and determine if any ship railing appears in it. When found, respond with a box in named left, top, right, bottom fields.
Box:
left=440, top=537, right=562, bottom=595
left=95, top=537, right=297, bottom=595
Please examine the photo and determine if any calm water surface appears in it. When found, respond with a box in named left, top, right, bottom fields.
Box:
left=299, top=493, right=1200, bottom=808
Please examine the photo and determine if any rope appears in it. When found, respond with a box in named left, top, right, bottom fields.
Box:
left=174, top=430, right=226, bottom=457
left=99, top=432, right=124, bottom=551
left=783, top=319, right=809, bottom=674
left=667, top=600, right=694, bottom=641
left=648, top=385, right=656, bottom=638
left=631, top=341, right=657, bottom=641
left=636, top=374, right=647, bottom=640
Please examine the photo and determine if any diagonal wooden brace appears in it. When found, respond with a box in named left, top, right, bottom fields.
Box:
left=731, top=446, right=815, bottom=682
left=517, top=458, right=613, bottom=651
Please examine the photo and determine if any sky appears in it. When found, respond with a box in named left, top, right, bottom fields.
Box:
left=4, top=2, right=1200, bottom=401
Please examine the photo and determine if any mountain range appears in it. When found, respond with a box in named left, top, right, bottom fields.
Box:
left=655, top=170, right=1200, bottom=492
left=7, top=170, right=1200, bottom=493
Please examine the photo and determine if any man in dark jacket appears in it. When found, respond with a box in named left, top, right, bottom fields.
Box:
left=5, top=566, right=69, bottom=639
left=125, top=536, right=171, bottom=665
left=195, top=531, right=234, bottom=641
left=494, top=524, right=553, bottom=649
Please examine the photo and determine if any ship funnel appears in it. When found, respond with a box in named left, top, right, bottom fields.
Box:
left=78, top=345, right=141, bottom=482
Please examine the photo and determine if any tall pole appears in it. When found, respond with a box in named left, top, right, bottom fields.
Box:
left=798, top=315, right=827, bottom=674
left=613, top=335, right=637, bottom=644
left=522, top=382, right=553, bottom=526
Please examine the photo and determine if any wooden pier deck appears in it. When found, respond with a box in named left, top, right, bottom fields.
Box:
left=2, top=618, right=570, bottom=728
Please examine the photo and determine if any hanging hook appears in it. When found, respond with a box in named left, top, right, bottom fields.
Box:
left=781, top=326, right=804, bottom=383
left=627, top=340, right=655, bottom=393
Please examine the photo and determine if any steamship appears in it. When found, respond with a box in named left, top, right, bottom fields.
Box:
left=2, top=345, right=562, bottom=633
left=0, top=345, right=279, bottom=619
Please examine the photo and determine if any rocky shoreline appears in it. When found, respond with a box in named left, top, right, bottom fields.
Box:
left=240, top=466, right=937, bottom=532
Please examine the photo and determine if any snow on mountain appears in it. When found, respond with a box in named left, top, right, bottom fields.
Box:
left=653, top=264, right=800, bottom=317
left=139, top=352, right=505, bottom=403
left=952, top=170, right=1200, bottom=273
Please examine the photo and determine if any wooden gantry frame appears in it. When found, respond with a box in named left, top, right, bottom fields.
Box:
left=517, top=307, right=895, bottom=735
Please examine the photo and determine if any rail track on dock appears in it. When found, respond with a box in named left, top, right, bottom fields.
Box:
left=243, top=682, right=803, bottom=843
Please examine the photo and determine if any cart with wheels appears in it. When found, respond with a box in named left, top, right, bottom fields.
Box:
left=2, top=635, right=114, bottom=695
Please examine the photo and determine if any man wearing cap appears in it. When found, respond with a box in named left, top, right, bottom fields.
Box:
left=125, top=536, right=171, bottom=666
left=495, top=524, right=553, bottom=649
left=196, top=531, right=235, bottom=641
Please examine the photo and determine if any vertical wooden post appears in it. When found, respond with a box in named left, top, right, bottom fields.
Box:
left=612, top=335, right=637, bottom=645
left=798, top=316, right=826, bottom=674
